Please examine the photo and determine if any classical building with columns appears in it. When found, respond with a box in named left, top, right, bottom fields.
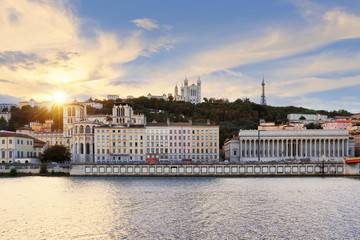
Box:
left=224, top=130, right=355, bottom=162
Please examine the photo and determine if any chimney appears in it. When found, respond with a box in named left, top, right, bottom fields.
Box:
left=167, top=118, right=170, bottom=126
left=207, top=119, right=210, bottom=125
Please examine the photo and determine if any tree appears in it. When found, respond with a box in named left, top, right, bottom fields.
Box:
left=40, top=145, right=71, bottom=163
left=0, top=116, right=7, bottom=130
left=305, top=122, right=323, bottom=129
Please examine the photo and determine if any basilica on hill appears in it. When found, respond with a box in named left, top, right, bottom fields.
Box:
left=174, top=77, right=201, bottom=104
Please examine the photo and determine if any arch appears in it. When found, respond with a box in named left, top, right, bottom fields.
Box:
left=80, top=125, right=84, bottom=133
left=75, top=126, right=78, bottom=134
left=86, top=143, right=90, bottom=154
left=121, top=107, right=125, bottom=116
left=25, top=160, right=29, bottom=164
left=68, top=107, right=71, bottom=117
left=80, top=143, right=84, bottom=154
left=85, top=125, right=91, bottom=134
left=117, top=107, right=120, bottom=117
left=72, top=107, right=75, bottom=116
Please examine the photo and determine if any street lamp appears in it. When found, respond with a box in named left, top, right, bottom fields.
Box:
left=258, top=130, right=265, bottom=162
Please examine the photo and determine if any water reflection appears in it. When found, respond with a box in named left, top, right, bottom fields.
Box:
left=1, top=177, right=360, bottom=239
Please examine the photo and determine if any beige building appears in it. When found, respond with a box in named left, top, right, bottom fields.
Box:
left=0, top=131, right=45, bottom=163
left=95, top=125, right=145, bottom=162
left=34, top=131, right=63, bottom=147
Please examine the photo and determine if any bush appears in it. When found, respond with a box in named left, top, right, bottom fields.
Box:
left=9, top=167, right=17, bottom=177
left=39, top=163, right=48, bottom=175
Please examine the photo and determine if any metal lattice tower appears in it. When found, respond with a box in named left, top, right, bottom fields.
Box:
left=260, top=76, right=267, bottom=105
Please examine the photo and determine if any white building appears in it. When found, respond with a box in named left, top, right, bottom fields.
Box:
left=0, top=112, right=11, bottom=122
left=174, top=77, right=201, bottom=104
left=287, top=113, right=328, bottom=124
left=147, top=93, right=169, bottom=101
left=224, top=130, right=354, bottom=162
left=0, top=103, right=17, bottom=111
left=83, top=102, right=103, bottom=109
left=112, top=103, right=146, bottom=125
left=107, top=95, right=119, bottom=100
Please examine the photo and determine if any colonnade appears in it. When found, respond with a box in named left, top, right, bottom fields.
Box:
left=240, top=138, right=349, bottom=160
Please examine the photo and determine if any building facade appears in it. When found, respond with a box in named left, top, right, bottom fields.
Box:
left=224, top=130, right=354, bottom=162
left=95, top=125, right=145, bottom=162
left=107, top=95, right=119, bottom=100
left=0, top=131, right=45, bottom=163
left=147, top=93, right=169, bottom=101
left=0, top=103, right=17, bottom=111
left=112, top=103, right=146, bottom=125
left=34, top=131, right=64, bottom=147
left=287, top=113, right=328, bottom=124
left=174, top=77, right=201, bottom=104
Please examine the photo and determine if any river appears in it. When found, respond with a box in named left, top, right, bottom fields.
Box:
left=1, top=176, right=359, bottom=239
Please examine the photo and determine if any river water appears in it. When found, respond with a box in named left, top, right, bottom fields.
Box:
left=1, top=176, right=360, bottom=239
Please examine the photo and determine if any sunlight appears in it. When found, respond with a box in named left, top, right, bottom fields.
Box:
left=53, top=91, right=65, bottom=103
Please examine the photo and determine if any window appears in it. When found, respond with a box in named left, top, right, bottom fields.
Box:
left=1, top=140, right=5, bottom=144
left=1, top=151, right=5, bottom=158
left=9, top=139, right=12, bottom=144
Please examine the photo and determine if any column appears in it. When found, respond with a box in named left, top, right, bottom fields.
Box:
left=281, top=139, right=284, bottom=158
left=314, top=139, right=317, bottom=157
left=272, top=140, right=275, bottom=158
left=295, top=139, right=299, bottom=158
left=276, top=140, right=279, bottom=158
left=90, top=138, right=94, bottom=162
left=305, top=140, right=308, bottom=157
left=332, top=139, right=335, bottom=157
left=328, top=139, right=331, bottom=157
left=285, top=139, right=288, bottom=157
left=267, top=140, right=270, bottom=158
left=346, top=140, right=349, bottom=157
left=342, top=139, right=345, bottom=157
left=249, top=140, right=252, bottom=158
left=240, top=140, right=243, bottom=159
left=290, top=139, right=293, bottom=158
left=244, top=140, right=247, bottom=158
left=263, top=140, right=265, bottom=157
left=337, top=139, right=340, bottom=157
left=77, top=139, right=80, bottom=156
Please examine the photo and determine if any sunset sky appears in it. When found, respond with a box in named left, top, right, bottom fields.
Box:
left=1, top=0, right=360, bottom=112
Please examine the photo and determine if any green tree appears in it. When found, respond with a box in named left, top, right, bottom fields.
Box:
left=40, top=145, right=71, bottom=163
left=0, top=116, right=7, bottom=130
left=305, top=122, right=323, bottom=129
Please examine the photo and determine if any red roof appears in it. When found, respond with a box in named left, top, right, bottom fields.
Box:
left=16, top=127, right=34, bottom=131
left=0, top=132, right=33, bottom=139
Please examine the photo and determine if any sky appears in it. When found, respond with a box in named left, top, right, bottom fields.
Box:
left=1, top=0, right=360, bottom=112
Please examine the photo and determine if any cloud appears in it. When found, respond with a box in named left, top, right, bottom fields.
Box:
left=0, top=0, right=174, bottom=102
left=131, top=18, right=159, bottom=30
left=0, top=79, right=12, bottom=83
left=136, top=7, right=360, bottom=107
left=268, top=75, right=360, bottom=98
left=269, top=51, right=360, bottom=78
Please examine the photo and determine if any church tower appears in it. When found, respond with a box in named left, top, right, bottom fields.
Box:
left=260, top=76, right=267, bottom=105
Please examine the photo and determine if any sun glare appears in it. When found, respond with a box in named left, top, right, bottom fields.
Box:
left=53, top=91, right=65, bottom=103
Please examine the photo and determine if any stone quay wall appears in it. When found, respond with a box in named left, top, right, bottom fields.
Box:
left=70, top=162, right=360, bottom=176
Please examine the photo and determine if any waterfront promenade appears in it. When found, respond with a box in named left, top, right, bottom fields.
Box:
left=2, top=161, right=359, bottom=176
